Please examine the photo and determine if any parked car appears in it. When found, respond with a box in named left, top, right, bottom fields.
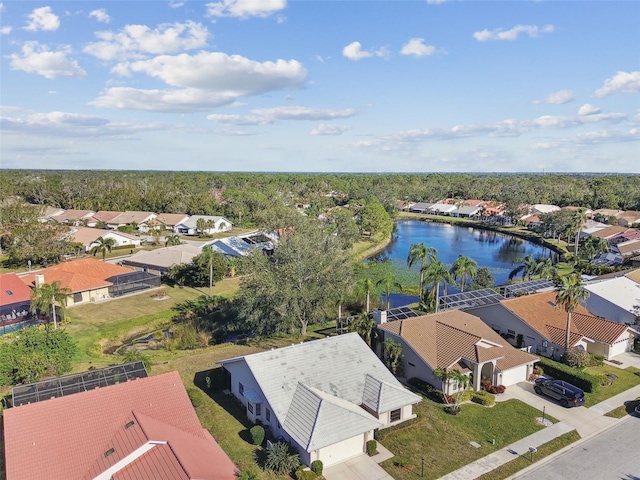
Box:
left=533, top=378, right=585, bottom=408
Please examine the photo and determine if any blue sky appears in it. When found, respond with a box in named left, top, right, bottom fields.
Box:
left=1, top=0, right=638, bottom=172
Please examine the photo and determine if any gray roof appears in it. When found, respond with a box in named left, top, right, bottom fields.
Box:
left=122, top=245, right=201, bottom=269
left=219, top=333, right=420, bottom=449
left=455, top=205, right=482, bottom=215
left=362, top=374, right=417, bottom=413
left=179, top=215, right=229, bottom=229
left=284, top=383, right=382, bottom=451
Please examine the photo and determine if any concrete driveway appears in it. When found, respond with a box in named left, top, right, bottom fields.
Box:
left=323, top=454, right=395, bottom=480
left=609, top=351, right=640, bottom=370
left=497, top=382, right=617, bottom=437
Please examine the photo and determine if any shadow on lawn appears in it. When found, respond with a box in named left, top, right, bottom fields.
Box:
left=193, top=368, right=255, bottom=445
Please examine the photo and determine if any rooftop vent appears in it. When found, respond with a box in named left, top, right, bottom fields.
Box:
left=104, top=448, right=115, bottom=458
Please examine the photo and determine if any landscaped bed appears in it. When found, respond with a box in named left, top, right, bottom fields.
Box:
left=378, top=397, right=556, bottom=480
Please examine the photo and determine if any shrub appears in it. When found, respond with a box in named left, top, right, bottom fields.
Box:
left=487, top=384, right=506, bottom=394
left=295, top=469, right=317, bottom=480
left=250, top=425, right=265, bottom=446
left=534, top=366, right=544, bottom=376
left=237, top=471, right=259, bottom=480
left=536, top=357, right=600, bottom=392
left=564, top=347, right=590, bottom=368
left=311, top=460, right=323, bottom=476
left=588, top=354, right=605, bottom=367
left=265, top=442, right=300, bottom=475
left=186, top=387, right=205, bottom=408
left=471, top=390, right=495, bottom=406
left=366, top=440, right=377, bottom=456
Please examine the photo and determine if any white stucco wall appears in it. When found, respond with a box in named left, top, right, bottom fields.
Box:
left=585, top=295, right=636, bottom=325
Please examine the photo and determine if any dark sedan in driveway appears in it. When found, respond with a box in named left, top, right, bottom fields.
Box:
left=533, top=378, right=585, bottom=407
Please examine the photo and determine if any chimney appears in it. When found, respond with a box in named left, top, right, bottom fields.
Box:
left=35, top=274, right=45, bottom=288
left=372, top=309, right=387, bottom=325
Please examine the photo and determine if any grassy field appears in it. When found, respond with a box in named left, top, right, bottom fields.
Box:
left=65, top=278, right=240, bottom=370
left=476, top=430, right=581, bottom=480
left=583, top=365, right=640, bottom=407
left=378, top=398, right=553, bottom=480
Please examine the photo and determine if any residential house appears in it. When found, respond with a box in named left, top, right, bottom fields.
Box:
left=88, top=210, right=123, bottom=227
left=468, top=291, right=636, bottom=360
left=175, top=215, right=232, bottom=235
left=155, top=213, right=190, bottom=231
left=20, top=258, right=158, bottom=306
left=377, top=310, right=538, bottom=393
left=589, top=225, right=629, bottom=241
left=49, top=209, right=96, bottom=225
left=618, top=211, right=640, bottom=227
left=614, top=239, right=640, bottom=258
left=585, top=276, right=640, bottom=325
left=429, top=203, right=457, bottom=215
left=481, top=202, right=506, bottom=217
left=107, top=211, right=158, bottom=232
left=453, top=205, right=484, bottom=218
left=592, top=208, right=623, bottom=221
left=202, top=231, right=275, bottom=258
left=0, top=273, right=33, bottom=327
left=3, top=370, right=237, bottom=480
left=523, top=215, right=543, bottom=229
left=36, top=205, right=65, bottom=222
left=530, top=204, right=561, bottom=215
left=64, top=226, right=141, bottom=252
left=218, top=333, right=421, bottom=468
left=408, top=202, right=433, bottom=213
left=122, top=244, right=202, bottom=276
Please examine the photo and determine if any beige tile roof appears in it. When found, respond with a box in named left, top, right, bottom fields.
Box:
left=379, top=310, right=537, bottom=372
left=155, top=213, right=189, bottom=227
left=499, top=291, right=630, bottom=346
left=591, top=225, right=628, bottom=239
left=92, top=211, right=123, bottom=223
left=110, top=211, right=157, bottom=225
left=625, top=269, right=640, bottom=283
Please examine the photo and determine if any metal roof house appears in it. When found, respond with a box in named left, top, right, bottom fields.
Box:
left=217, top=333, right=420, bottom=468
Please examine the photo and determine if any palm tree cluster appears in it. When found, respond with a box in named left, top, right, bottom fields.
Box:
left=407, top=243, right=478, bottom=313
left=508, top=254, right=558, bottom=282
left=29, top=280, right=71, bottom=329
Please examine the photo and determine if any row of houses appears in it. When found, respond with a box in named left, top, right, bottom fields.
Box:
left=38, top=205, right=233, bottom=235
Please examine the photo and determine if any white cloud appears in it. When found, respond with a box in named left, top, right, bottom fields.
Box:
left=206, top=113, right=273, bottom=125
left=342, top=41, right=372, bottom=61
left=473, top=24, right=555, bottom=42
left=169, top=1, right=185, bottom=7
left=0, top=3, right=4, bottom=12
left=578, top=103, right=601, bottom=116
left=24, top=6, right=60, bottom=32
left=533, top=90, right=574, bottom=105
left=91, top=87, right=237, bottom=112
left=400, top=38, right=436, bottom=57
left=9, top=41, right=86, bottom=79
left=594, top=71, right=640, bottom=97
left=531, top=128, right=640, bottom=150
left=89, top=8, right=110, bottom=23
left=311, top=124, right=351, bottom=135
left=205, top=0, right=287, bottom=19
left=0, top=111, right=166, bottom=138
left=251, top=106, right=357, bottom=121
left=426, top=0, right=448, bottom=4
left=85, top=21, right=210, bottom=61
left=0, top=25, right=11, bottom=35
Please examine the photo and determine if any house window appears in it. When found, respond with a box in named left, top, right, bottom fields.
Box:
left=239, top=383, right=244, bottom=396
left=248, top=403, right=254, bottom=414
left=266, top=408, right=271, bottom=422
left=390, top=409, right=401, bottom=422
left=256, top=403, right=261, bottom=416
left=74, top=292, right=83, bottom=303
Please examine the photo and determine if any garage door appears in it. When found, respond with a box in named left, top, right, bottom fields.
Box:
left=609, top=337, right=631, bottom=358
left=499, top=365, right=528, bottom=387
left=318, top=434, right=365, bottom=467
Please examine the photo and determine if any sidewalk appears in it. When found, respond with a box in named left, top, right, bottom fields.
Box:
left=437, top=382, right=640, bottom=480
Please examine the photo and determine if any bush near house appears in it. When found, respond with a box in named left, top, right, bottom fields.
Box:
left=366, top=440, right=378, bottom=456
left=471, top=391, right=495, bottom=406
left=537, top=357, right=600, bottom=393
left=249, top=425, right=265, bottom=446
left=564, top=347, right=590, bottom=368
left=295, top=469, right=317, bottom=480
left=310, top=460, right=323, bottom=476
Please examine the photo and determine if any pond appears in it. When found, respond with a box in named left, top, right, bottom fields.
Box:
left=369, top=220, right=555, bottom=308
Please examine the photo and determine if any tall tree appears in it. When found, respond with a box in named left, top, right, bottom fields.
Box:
left=351, top=313, right=379, bottom=348
left=236, top=221, right=352, bottom=335
left=165, top=234, right=182, bottom=246
left=29, top=280, right=71, bottom=330
left=90, top=236, right=116, bottom=261
left=200, top=245, right=219, bottom=297
left=423, top=260, right=454, bottom=312
left=450, top=255, right=477, bottom=293
left=508, top=254, right=538, bottom=281
left=356, top=275, right=377, bottom=313
left=535, top=257, right=557, bottom=281
left=359, top=201, right=393, bottom=238
left=555, top=273, right=590, bottom=355
left=407, top=243, right=437, bottom=300
left=376, top=269, right=403, bottom=310
left=572, top=208, right=588, bottom=260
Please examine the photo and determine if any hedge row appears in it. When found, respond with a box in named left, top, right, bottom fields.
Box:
left=536, top=357, right=600, bottom=393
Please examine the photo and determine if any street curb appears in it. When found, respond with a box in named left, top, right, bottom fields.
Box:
left=505, top=414, right=634, bottom=479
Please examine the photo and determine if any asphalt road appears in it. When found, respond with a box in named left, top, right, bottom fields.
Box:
left=516, top=416, right=640, bottom=480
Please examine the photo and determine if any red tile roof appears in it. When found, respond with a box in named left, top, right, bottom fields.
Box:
left=379, top=310, right=537, bottom=372
left=3, top=371, right=237, bottom=480
left=500, top=291, right=630, bottom=345
left=20, top=258, right=134, bottom=293
left=0, top=273, right=33, bottom=307
left=92, top=210, right=124, bottom=223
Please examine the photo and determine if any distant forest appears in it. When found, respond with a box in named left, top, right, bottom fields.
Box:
left=1, top=170, right=639, bottom=223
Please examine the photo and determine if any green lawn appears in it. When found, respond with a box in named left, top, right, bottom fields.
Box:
left=64, top=279, right=240, bottom=370
left=583, top=365, right=640, bottom=407
left=378, top=398, right=554, bottom=480
left=476, top=430, right=581, bottom=480
left=604, top=397, right=640, bottom=418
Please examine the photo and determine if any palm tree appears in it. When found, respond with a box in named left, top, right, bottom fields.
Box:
left=508, top=254, right=538, bottom=281
left=90, top=236, right=116, bottom=261
left=535, top=257, right=557, bottom=281
left=376, top=270, right=403, bottom=309
left=572, top=209, right=588, bottom=260
left=356, top=276, right=376, bottom=313
left=450, top=255, right=477, bottom=293
left=201, top=245, right=217, bottom=297
left=423, top=260, right=454, bottom=313
left=165, top=234, right=182, bottom=247
left=433, top=368, right=470, bottom=413
left=29, top=280, right=71, bottom=329
left=407, top=243, right=437, bottom=300
left=555, top=273, right=590, bottom=355
left=196, top=217, right=206, bottom=234
left=351, top=313, right=378, bottom=348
